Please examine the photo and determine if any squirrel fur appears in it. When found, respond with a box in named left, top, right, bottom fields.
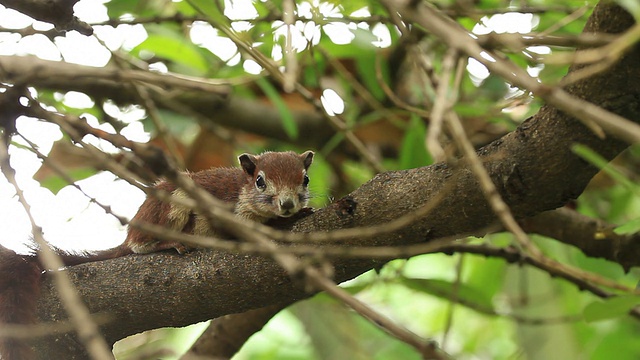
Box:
left=0, top=150, right=314, bottom=359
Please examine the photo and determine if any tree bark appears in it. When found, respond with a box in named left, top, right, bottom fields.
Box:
left=25, top=2, right=640, bottom=359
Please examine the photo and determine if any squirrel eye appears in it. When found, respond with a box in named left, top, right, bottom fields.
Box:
left=256, top=175, right=266, bottom=190
left=303, top=174, right=309, bottom=187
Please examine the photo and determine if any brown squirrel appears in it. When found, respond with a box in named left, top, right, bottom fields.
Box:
left=0, top=150, right=314, bottom=359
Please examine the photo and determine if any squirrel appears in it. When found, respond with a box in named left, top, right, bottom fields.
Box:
left=0, top=150, right=314, bottom=360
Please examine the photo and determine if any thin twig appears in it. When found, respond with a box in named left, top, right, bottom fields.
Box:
left=25, top=98, right=442, bottom=356
left=387, top=0, right=640, bottom=144
left=282, top=0, right=297, bottom=93
left=157, top=159, right=442, bottom=356
left=0, top=135, right=114, bottom=360
left=442, top=60, right=637, bottom=294
left=538, top=5, right=590, bottom=36
left=185, top=0, right=386, bottom=173
left=426, top=49, right=457, bottom=162
left=557, top=23, right=640, bottom=86
left=16, top=133, right=130, bottom=227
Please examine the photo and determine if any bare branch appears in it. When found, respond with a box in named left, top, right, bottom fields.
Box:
left=181, top=305, right=284, bottom=360
left=0, top=0, right=92, bottom=35
left=385, top=0, right=640, bottom=144
left=0, top=55, right=333, bottom=149
left=521, top=208, right=640, bottom=272
left=0, top=137, right=113, bottom=360
left=5, top=2, right=640, bottom=359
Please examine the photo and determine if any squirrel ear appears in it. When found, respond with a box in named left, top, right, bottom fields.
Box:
left=300, top=150, right=314, bottom=170
left=238, top=154, right=258, bottom=176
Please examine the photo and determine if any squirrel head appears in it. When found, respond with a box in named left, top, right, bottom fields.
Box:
left=238, top=150, right=314, bottom=220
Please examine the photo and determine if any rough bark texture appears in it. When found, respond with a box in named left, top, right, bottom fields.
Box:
left=22, top=3, right=640, bottom=359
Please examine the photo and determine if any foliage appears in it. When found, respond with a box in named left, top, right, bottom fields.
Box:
left=1, top=0, right=640, bottom=359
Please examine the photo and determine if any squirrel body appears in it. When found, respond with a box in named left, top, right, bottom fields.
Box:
left=0, top=150, right=314, bottom=359
left=125, top=150, right=314, bottom=253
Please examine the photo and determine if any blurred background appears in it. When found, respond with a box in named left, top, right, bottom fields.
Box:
left=1, top=0, right=640, bottom=359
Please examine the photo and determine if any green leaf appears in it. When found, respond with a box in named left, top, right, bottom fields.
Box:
left=132, top=26, right=209, bottom=75
left=400, top=277, right=495, bottom=312
left=462, top=253, right=507, bottom=302
left=538, top=62, right=571, bottom=85
left=583, top=295, right=640, bottom=322
left=320, top=132, right=345, bottom=154
left=318, top=30, right=375, bottom=59
left=399, top=114, right=433, bottom=169
left=572, top=144, right=640, bottom=195
left=106, top=0, right=141, bottom=18
left=339, top=0, right=372, bottom=15
left=614, top=217, right=640, bottom=235
left=252, top=1, right=273, bottom=17
left=355, top=51, right=387, bottom=101
left=255, top=77, right=298, bottom=139
left=477, top=74, right=508, bottom=101
left=338, top=283, right=371, bottom=295
left=182, top=0, right=228, bottom=24
left=39, top=168, right=97, bottom=194
left=302, top=153, right=332, bottom=208
left=616, top=0, right=640, bottom=20
left=343, top=159, right=374, bottom=188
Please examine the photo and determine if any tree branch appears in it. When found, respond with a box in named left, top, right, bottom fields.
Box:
left=0, top=0, right=93, bottom=35
left=26, top=2, right=640, bottom=359
left=180, top=304, right=285, bottom=360
left=0, top=55, right=332, bottom=149
left=521, top=208, right=640, bottom=272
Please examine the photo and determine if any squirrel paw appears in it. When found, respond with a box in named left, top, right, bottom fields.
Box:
left=173, top=243, right=193, bottom=255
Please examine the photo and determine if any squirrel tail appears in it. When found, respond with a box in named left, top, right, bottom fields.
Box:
left=0, top=244, right=42, bottom=360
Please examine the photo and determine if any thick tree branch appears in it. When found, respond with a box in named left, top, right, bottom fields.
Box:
left=25, top=2, right=640, bottom=359
left=385, top=0, right=640, bottom=143
left=521, top=208, right=640, bottom=272
left=181, top=304, right=285, bottom=360
left=0, top=55, right=332, bottom=149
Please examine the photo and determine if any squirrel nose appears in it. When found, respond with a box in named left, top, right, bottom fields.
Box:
left=280, top=199, right=295, bottom=211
